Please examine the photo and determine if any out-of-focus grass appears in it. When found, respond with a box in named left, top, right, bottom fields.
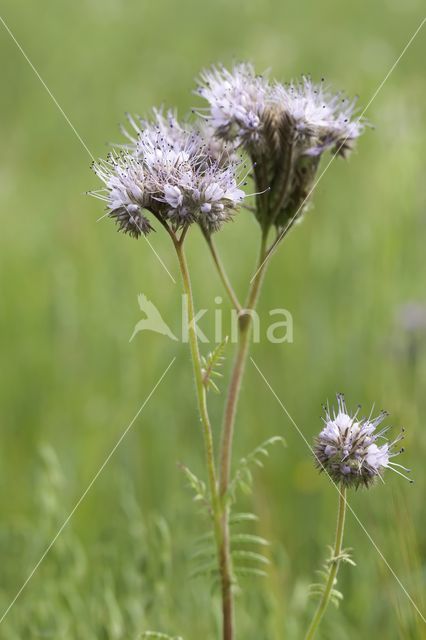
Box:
left=0, top=1, right=425, bottom=638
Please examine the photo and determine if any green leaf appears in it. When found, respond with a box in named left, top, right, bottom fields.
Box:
left=229, top=512, right=259, bottom=526
left=191, top=545, right=216, bottom=561
left=190, top=559, right=219, bottom=579
left=231, top=533, right=270, bottom=547
left=234, top=566, right=268, bottom=579
left=201, top=337, right=228, bottom=393
left=232, top=550, right=270, bottom=565
left=178, top=464, right=208, bottom=506
left=228, top=436, right=286, bottom=502
left=309, top=544, right=355, bottom=607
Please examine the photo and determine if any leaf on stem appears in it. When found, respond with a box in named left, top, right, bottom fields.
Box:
left=178, top=463, right=209, bottom=506
left=201, top=337, right=228, bottom=393
left=228, top=435, right=286, bottom=502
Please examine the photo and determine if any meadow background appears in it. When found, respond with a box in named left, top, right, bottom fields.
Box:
left=0, top=1, right=425, bottom=638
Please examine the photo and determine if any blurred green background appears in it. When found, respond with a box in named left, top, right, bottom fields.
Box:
left=0, top=1, right=425, bottom=638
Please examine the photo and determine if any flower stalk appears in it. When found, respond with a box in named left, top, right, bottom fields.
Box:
left=304, top=487, right=347, bottom=640
left=219, top=228, right=270, bottom=497
left=202, top=230, right=242, bottom=313
left=211, top=227, right=269, bottom=640
left=172, top=236, right=224, bottom=588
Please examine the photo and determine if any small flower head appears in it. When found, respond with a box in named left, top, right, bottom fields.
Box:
left=314, top=394, right=411, bottom=489
left=272, top=76, right=365, bottom=158
left=91, top=153, right=153, bottom=238
left=196, top=63, right=270, bottom=145
left=90, top=109, right=245, bottom=237
left=196, top=64, right=367, bottom=234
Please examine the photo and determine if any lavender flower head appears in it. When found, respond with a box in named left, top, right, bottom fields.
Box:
left=196, top=63, right=269, bottom=145
left=197, top=65, right=364, bottom=157
left=272, top=76, right=365, bottom=158
left=197, top=64, right=366, bottom=232
left=90, top=63, right=367, bottom=239
left=314, top=394, right=411, bottom=488
left=90, top=110, right=246, bottom=238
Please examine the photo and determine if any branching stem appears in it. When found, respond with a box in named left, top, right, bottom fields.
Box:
left=215, top=227, right=270, bottom=640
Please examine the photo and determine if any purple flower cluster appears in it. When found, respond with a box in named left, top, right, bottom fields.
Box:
left=314, top=394, right=410, bottom=488
left=91, top=110, right=245, bottom=237
left=90, top=62, right=366, bottom=238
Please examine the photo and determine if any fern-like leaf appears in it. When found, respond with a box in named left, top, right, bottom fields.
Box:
left=188, top=434, right=282, bottom=591
left=201, top=337, right=228, bottom=393
left=190, top=535, right=218, bottom=582
left=324, top=545, right=356, bottom=567
left=190, top=560, right=219, bottom=579
left=229, top=512, right=259, bottom=526
left=191, top=545, right=216, bottom=562
left=178, top=464, right=209, bottom=507
left=308, top=582, right=343, bottom=608
left=228, top=436, right=286, bottom=503
left=229, top=527, right=271, bottom=585
left=308, top=546, right=355, bottom=608
left=232, top=550, right=270, bottom=565
left=231, top=533, right=270, bottom=547
left=234, top=566, right=268, bottom=579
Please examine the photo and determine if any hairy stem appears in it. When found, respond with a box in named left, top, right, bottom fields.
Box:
left=216, top=228, right=270, bottom=640
left=173, top=239, right=229, bottom=639
left=203, top=230, right=242, bottom=312
left=219, top=229, right=269, bottom=494
left=305, top=487, right=347, bottom=640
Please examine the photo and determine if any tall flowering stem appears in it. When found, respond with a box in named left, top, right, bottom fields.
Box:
left=172, top=235, right=224, bottom=590
left=197, top=64, right=366, bottom=639
left=304, top=487, right=347, bottom=640
left=216, top=229, right=270, bottom=639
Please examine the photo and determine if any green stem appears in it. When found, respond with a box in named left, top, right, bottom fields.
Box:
left=305, top=487, right=347, bottom=640
left=219, top=228, right=269, bottom=496
left=203, top=230, right=242, bottom=313
left=173, top=239, right=227, bottom=636
left=215, top=228, right=270, bottom=640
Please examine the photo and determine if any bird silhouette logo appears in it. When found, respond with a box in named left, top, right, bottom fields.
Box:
left=129, top=294, right=178, bottom=342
